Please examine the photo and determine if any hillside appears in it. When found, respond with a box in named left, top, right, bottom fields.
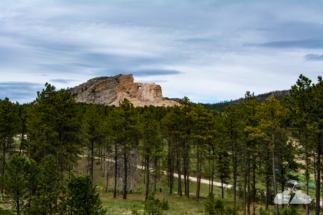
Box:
left=199, top=90, right=290, bottom=112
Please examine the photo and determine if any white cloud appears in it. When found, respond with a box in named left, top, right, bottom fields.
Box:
left=0, top=0, right=322, bottom=103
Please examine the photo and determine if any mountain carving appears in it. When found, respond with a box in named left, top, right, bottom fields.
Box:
left=70, top=74, right=179, bottom=107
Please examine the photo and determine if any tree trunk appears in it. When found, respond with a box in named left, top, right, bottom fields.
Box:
left=177, top=137, right=182, bottom=197
left=114, top=143, right=117, bottom=198
left=315, top=132, right=321, bottom=215
left=196, top=141, right=200, bottom=202
left=19, top=125, right=25, bottom=156
left=104, top=142, right=107, bottom=192
left=248, top=162, right=251, bottom=215
left=186, top=143, right=190, bottom=199
left=123, top=154, right=128, bottom=199
left=272, top=131, right=278, bottom=215
left=1, top=141, right=5, bottom=194
left=221, top=179, right=224, bottom=199
left=145, top=156, right=150, bottom=200
left=265, top=148, right=269, bottom=212
left=211, top=149, right=214, bottom=194
left=184, top=157, right=187, bottom=196
left=253, top=154, right=256, bottom=215
left=244, top=148, right=248, bottom=215
left=232, top=143, right=237, bottom=208
left=154, top=158, right=157, bottom=192
left=305, top=143, right=309, bottom=215
left=91, top=141, right=94, bottom=181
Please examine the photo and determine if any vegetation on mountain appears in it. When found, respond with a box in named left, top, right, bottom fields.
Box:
left=0, top=74, right=323, bottom=215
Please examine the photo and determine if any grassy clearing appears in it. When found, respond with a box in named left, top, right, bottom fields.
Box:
left=73, top=157, right=318, bottom=215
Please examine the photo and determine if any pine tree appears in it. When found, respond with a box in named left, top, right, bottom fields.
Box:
left=223, top=104, right=243, bottom=208
left=309, top=76, right=323, bottom=215
left=108, top=107, right=125, bottom=198
left=140, top=110, right=161, bottom=200
left=83, top=104, right=105, bottom=181
left=247, top=97, right=287, bottom=215
left=27, top=83, right=82, bottom=179
left=0, top=97, right=19, bottom=193
left=285, top=74, right=314, bottom=215
left=215, top=148, right=230, bottom=199
left=190, top=104, right=213, bottom=202
left=0, top=155, right=29, bottom=214
left=24, top=159, right=41, bottom=215
left=66, top=173, right=107, bottom=215
left=32, top=155, right=62, bottom=214
left=119, top=99, right=140, bottom=199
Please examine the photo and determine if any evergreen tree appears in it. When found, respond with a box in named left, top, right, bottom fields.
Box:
left=0, top=97, right=19, bottom=193
left=247, top=97, right=287, bottom=215
left=0, top=155, right=28, bottom=214
left=27, top=83, right=82, bottom=179
left=215, top=148, right=231, bottom=199
left=66, top=173, right=107, bottom=215
left=285, top=74, right=314, bottom=215
left=83, top=104, right=105, bottom=181
left=190, top=104, right=213, bottom=202
left=108, top=107, right=125, bottom=198
left=309, top=76, right=323, bottom=215
left=223, top=104, right=243, bottom=208
left=32, top=155, right=62, bottom=214
left=119, top=99, right=140, bottom=199
left=24, top=159, right=41, bottom=215
left=140, top=111, right=161, bottom=200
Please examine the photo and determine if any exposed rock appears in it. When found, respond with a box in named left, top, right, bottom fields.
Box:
left=70, top=74, right=179, bottom=107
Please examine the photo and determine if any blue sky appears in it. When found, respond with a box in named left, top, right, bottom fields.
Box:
left=0, top=0, right=322, bottom=104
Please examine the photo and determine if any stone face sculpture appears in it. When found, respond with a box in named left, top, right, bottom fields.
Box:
left=70, top=74, right=179, bottom=107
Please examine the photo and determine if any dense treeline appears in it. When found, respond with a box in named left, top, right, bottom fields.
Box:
left=199, top=90, right=289, bottom=112
left=0, top=74, right=322, bottom=215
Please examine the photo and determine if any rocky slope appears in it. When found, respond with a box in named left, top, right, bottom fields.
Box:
left=70, top=74, right=179, bottom=107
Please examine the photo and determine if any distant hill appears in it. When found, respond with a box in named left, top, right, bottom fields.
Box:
left=198, top=90, right=290, bottom=112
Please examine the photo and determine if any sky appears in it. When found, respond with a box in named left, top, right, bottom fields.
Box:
left=0, top=0, right=322, bottom=104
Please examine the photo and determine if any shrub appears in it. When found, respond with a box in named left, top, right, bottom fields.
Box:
left=144, top=192, right=163, bottom=215
left=283, top=206, right=300, bottom=215
left=205, top=193, right=216, bottom=215
left=131, top=205, right=140, bottom=215
left=214, top=199, right=225, bottom=214
left=161, top=198, right=169, bottom=210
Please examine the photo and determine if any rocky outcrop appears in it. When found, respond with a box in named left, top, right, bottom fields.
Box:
left=70, top=74, right=179, bottom=107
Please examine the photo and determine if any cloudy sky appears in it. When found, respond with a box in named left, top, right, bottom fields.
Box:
left=1, top=0, right=322, bottom=104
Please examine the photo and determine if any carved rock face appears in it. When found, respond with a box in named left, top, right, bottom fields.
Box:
left=70, top=74, right=179, bottom=107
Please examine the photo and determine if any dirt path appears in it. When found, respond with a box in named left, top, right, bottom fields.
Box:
left=79, top=154, right=232, bottom=189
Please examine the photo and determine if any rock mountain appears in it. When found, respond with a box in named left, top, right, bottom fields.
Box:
left=70, top=74, right=179, bottom=107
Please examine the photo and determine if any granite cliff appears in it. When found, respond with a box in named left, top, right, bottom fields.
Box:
left=70, top=74, right=179, bottom=107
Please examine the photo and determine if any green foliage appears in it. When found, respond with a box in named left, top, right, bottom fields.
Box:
left=205, top=192, right=216, bottom=215
left=160, top=198, right=169, bottom=211
left=258, top=207, right=271, bottom=215
left=0, top=155, right=28, bottom=214
left=224, top=206, right=238, bottom=215
left=214, top=199, right=225, bottom=215
left=30, top=155, right=61, bottom=214
left=205, top=193, right=227, bottom=215
left=259, top=189, right=275, bottom=205
left=283, top=206, right=300, bottom=215
left=66, top=172, right=107, bottom=215
left=0, top=207, right=15, bottom=215
left=27, top=83, right=82, bottom=176
left=131, top=205, right=140, bottom=215
left=180, top=211, right=193, bottom=215
left=143, top=192, right=163, bottom=215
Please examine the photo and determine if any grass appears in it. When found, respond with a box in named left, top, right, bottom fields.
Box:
left=0, top=146, right=320, bottom=214
left=73, top=156, right=319, bottom=215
